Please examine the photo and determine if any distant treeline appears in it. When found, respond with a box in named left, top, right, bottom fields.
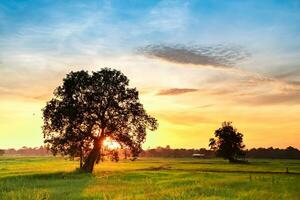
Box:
left=246, top=146, right=300, bottom=159
left=1, top=146, right=50, bottom=156
left=1, top=145, right=300, bottom=159
left=141, top=146, right=300, bottom=159
left=141, top=146, right=215, bottom=158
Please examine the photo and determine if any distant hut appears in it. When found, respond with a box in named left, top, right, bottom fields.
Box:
left=192, top=153, right=205, bottom=158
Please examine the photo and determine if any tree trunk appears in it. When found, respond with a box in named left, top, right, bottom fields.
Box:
left=79, top=146, right=83, bottom=168
left=82, top=138, right=103, bottom=173
left=124, top=149, right=127, bottom=160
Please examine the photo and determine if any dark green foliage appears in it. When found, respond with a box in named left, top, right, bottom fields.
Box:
left=209, top=122, right=245, bottom=162
left=42, top=68, right=158, bottom=172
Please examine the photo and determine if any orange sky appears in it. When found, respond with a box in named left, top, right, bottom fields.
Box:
left=0, top=58, right=299, bottom=149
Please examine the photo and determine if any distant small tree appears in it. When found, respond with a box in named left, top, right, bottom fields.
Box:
left=110, top=150, right=119, bottom=162
left=209, top=122, right=245, bottom=162
left=0, top=149, right=5, bottom=156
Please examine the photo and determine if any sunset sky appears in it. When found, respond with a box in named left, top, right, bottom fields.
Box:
left=1, top=0, right=300, bottom=149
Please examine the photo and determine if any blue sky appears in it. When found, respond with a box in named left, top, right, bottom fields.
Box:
left=1, top=0, right=300, bottom=56
left=0, top=0, right=300, bottom=149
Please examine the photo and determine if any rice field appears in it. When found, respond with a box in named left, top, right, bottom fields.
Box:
left=0, top=157, right=299, bottom=200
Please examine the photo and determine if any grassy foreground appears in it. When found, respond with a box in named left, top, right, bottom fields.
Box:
left=0, top=157, right=299, bottom=200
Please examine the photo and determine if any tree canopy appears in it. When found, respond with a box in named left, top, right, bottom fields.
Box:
left=43, top=68, right=158, bottom=173
left=209, top=122, right=245, bottom=162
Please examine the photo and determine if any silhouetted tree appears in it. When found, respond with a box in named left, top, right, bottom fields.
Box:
left=43, top=68, right=158, bottom=173
left=209, top=122, right=245, bottom=162
left=110, top=150, right=119, bottom=162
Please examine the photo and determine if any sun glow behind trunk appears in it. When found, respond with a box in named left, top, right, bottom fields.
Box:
left=103, top=138, right=121, bottom=149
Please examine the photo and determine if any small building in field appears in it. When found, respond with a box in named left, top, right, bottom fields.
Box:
left=192, top=153, right=205, bottom=158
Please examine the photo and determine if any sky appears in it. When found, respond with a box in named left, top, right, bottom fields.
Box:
left=0, top=0, right=300, bottom=149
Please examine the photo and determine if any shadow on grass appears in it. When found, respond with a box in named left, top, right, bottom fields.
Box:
left=0, top=170, right=94, bottom=199
left=0, top=170, right=93, bottom=180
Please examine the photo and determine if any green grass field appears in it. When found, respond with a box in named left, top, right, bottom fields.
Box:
left=0, top=157, right=299, bottom=200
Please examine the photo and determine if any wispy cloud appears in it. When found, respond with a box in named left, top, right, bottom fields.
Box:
left=196, top=76, right=300, bottom=106
left=272, top=67, right=300, bottom=80
left=138, top=44, right=250, bottom=68
left=197, top=104, right=214, bottom=108
left=156, top=88, right=198, bottom=95
left=239, top=91, right=300, bottom=106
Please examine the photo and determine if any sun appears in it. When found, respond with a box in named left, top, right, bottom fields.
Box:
left=103, top=138, right=121, bottom=149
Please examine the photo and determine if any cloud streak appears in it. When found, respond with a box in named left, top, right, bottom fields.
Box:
left=157, top=88, right=198, bottom=95
left=138, top=44, right=250, bottom=68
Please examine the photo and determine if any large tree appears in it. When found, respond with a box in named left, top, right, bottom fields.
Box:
left=43, top=68, right=158, bottom=173
left=209, top=122, right=245, bottom=162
